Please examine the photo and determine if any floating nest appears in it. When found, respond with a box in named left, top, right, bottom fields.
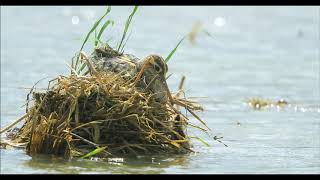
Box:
left=1, top=55, right=207, bottom=159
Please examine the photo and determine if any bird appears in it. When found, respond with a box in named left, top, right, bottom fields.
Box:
left=91, top=45, right=173, bottom=104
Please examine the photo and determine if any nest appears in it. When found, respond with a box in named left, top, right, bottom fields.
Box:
left=3, top=64, right=205, bottom=159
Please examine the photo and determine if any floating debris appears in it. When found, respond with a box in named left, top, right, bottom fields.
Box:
left=276, top=99, right=288, bottom=107
left=247, top=98, right=289, bottom=110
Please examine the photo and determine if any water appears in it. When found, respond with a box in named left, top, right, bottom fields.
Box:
left=1, top=6, right=320, bottom=174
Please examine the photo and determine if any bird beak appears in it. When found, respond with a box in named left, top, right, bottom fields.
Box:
left=161, top=76, right=174, bottom=105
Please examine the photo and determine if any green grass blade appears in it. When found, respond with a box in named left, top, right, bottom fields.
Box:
left=165, top=35, right=186, bottom=63
left=120, top=30, right=133, bottom=53
left=77, top=62, right=88, bottom=75
left=94, top=29, right=97, bottom=46
left=95, top=20, right=114, bottom=47
left=75, top=6, right=111, bottom=70
left=82, top=146, right=108, bottom=159
left=80, top=6, right=111, bottom=51
left=165, top=28, right=213, bottom=64
left=73, top=36, right=96, bottom=43
left=117, top=6, right=139, bottom=52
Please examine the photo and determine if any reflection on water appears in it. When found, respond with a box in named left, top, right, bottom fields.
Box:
left=21, top=153, right=191, bottom=174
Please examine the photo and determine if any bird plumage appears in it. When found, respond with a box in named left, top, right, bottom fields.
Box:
left=92, top=46, right=172, bottom=104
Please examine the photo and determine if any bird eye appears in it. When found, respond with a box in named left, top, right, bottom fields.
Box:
left=154, top=64, right=161, bottom=72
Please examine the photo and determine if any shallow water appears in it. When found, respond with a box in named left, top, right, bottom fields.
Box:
left=1, top=6, right=320, bottom=174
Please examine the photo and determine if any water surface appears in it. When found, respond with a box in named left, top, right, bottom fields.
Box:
left=1, top=6, right=320, bottom=174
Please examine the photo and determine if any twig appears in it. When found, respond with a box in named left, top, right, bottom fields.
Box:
left=0, top=140, right=28, bottom=148
left=0, top=114, right=28, bottom=134
left=177, top=75, right=186, bottom=96
left=64, top=130, right=113, bottom=156
left=79, top=51, right=98, bottom=75
left=175, top=75, right=186, bottom=110
left=63, top=130, right=99, bottom=147
left=143, top=74, right=159, bottom=92
left=26, top=76, right=50, bottom=113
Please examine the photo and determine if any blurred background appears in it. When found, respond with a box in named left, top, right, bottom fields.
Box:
left=1, top=6, right=319, bottom=174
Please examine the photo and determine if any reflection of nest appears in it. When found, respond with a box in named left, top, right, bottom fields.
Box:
left=3, top=67, right=206, bottom=159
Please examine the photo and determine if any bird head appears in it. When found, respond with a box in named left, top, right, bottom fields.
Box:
left=134, top=55, right=173, bottom=104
